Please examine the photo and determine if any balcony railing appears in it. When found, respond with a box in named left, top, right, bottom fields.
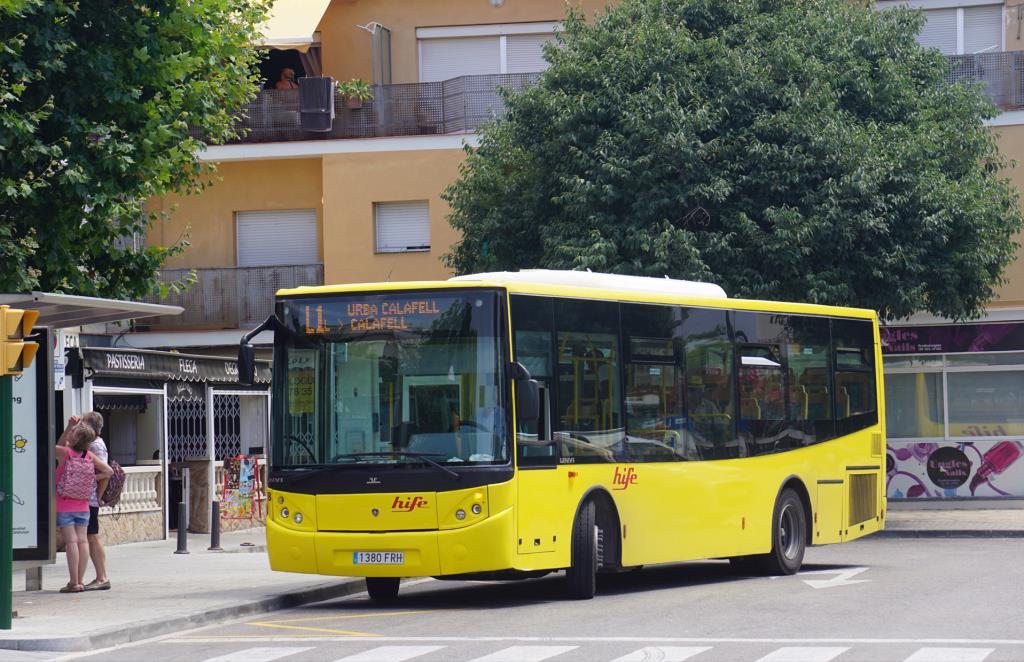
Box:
left=140, top=264, right=324, bottom=330
left=945, top=52, right=1024, bottom=111
left=222, top=72, right=541, bottom=144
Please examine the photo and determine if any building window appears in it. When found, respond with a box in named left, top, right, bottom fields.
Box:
left=374, top=201, right=430, bottom=253
left=236, top=209, right=318, bottom=267
left=417, top=22, right=558, bottom=82
left=877, top=2, right=1004, bottom=55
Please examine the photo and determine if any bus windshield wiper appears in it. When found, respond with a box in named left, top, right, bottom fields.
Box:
left=339, top=452, right=461, bottom=480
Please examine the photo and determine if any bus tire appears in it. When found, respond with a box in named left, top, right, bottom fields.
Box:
left=754, top=488, right=807, bottom=576
left=366, top=577, right=400, bottom=601
left=565, top=500, right=598, bottom=600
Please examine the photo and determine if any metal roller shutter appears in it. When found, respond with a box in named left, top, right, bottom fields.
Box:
left=236, top=209, right=318, bottom=267
left=964, top=5, right=1002, bottom=55
left=919, top=9, right=957, bottom=55
left=375, top=201, right=430, bottom=253
left=506, top=34, right=553, bottom=74
left=420, top=36, right=500, bottom=82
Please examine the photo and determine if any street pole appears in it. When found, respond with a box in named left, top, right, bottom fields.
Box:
left=1, top=375, right=13, bottom=630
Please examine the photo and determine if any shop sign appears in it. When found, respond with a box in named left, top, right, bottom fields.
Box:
left=79, top=348, right=271, bottom=384
left=882, top=323, right=1024, bottom=355
left=887, top=440, right=1024, bottom=498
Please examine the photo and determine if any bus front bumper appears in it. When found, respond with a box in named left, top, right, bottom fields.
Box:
left=267, top=506, right=515, bottom=578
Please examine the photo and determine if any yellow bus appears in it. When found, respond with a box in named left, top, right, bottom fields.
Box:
left=238, top=270, right=886, bottom=600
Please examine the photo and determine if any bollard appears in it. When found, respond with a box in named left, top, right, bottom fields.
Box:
left=208, top=500, right=223, bottom=551
left=174, top=502, right=189, bottom=554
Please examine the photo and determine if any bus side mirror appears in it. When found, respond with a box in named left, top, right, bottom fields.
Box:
left=238, top=343, right=256, bottom=386
left=511, top=361, right=540, bottom=425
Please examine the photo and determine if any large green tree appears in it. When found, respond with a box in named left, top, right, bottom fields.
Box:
left=0, top=0, right=268, bottom=298
left=444, top=0, right=1023, bottom=321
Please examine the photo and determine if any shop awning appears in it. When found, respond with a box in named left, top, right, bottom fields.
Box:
left=0, top=292, right=182, bottom=328
left=256, top=0, right=331, bottom=52
left=76, top=348, right=272, bottom=385
left=94, top=394, right=149, bottom=411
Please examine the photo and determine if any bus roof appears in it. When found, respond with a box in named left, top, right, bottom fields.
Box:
left=276, top=270, right=877, bottom=320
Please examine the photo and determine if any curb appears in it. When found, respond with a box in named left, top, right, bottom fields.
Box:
left=876, top=529, right=1024, bottom=538
left=0, top=577, right=368, bottom=652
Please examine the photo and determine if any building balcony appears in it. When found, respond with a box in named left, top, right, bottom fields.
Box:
left=139, top=264, right=324, bottom=330
left=945, top=52, right=1024, bottom=111
left=217, top=72, right=541, bottom=144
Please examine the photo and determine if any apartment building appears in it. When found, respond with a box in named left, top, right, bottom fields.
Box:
left=126, top=0, right=1024, bottom=499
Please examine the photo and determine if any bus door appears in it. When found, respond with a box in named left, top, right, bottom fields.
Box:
left=516, top=381, right=564, bottom=556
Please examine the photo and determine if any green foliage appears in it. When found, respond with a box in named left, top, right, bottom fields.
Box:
left=0, top=0, right=270, bottom=299
left=444, top=0, right=1024, bottom=321
left=338, top=78, right=374, bottom=102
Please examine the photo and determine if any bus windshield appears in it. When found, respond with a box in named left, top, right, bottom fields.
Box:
left=273, top=290, right=508, bottom=467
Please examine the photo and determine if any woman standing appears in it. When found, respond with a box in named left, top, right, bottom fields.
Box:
left=55, top=419, right=112, bottom=593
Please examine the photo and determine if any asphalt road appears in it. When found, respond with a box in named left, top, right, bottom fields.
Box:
left=37, top=537, right=1024, bottom=662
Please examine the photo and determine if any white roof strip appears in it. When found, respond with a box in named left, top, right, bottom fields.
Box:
left=450, top=270, right=727, bottom=299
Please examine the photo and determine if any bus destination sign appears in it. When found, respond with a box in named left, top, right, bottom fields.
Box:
left=302, top=298, right=444, bottom=334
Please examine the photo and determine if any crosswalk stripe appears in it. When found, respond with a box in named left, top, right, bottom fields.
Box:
left=904, top=648, right=994, bottom=662
left=468, top=645, right=578, bottom=662
left=203, top=647, right=314, bottom=662
left=756, top=647, right=850, bottom=662
left=612, top=646, right=712, bottom=661
left=333, top=645, right=447, bottom=662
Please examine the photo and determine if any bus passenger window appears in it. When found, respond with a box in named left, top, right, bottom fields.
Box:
left=511, top=295, right=558, bottom=466
left=683, top=308, right=735, bottom=460
left=738, top=345, right=787, bottom=455
left=832, top=319, right=878, bottom=436
left=786, top=316, right=834, bottom=445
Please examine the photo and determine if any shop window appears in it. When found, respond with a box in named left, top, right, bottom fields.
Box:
left=947, top=370, right=1024, bottom=437
left=884, top=372, right=944, bottom=439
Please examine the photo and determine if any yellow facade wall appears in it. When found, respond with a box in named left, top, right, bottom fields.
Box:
left=318, top=0, right=608, bottom=84
left=148, top=159, right=324, bottom=268
left=993, top=123, right=1024, bottom=308
left=320, top=148, right=466, bottom=285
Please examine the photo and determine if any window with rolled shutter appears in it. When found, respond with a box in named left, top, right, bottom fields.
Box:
left=420, top=37, right=501, bottom=82
left=964, top=5, right=1002, bottom=55
left=375, top=201, right=430, bottom=253
left=919, top=9, right=958, bottom=55
left=236, top=209, right=318, bottom=267
left=506, top=34, right=554, bottom=74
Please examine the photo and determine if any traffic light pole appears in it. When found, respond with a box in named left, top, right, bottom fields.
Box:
left=1, top=375, right=13, bottom=630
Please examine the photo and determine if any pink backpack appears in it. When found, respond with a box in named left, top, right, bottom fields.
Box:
left=57, top=450, right=95, bottom=501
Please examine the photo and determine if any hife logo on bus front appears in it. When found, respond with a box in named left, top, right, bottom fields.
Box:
left=392, top=496, right=429, bottom=512
left=612, top=466, right=638, bottom=491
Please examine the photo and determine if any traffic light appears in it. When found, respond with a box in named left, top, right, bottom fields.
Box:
left=0, top=305, right=39, bottom=376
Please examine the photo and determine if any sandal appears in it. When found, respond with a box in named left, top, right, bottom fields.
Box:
left=84, top=579, right=111, bottom=591
left=59, top=583, right=84, bottom=593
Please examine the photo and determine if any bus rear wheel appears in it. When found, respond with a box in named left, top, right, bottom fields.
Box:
left=366, top=577, right=400, bottom=601
left=565, top=500, right=598, bottom=599
left=758, top=488, right=807, bottom=575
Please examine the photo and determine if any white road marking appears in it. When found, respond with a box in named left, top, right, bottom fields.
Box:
left=756, top=647, right=849, bottom=662
left=611, top=646, right=712, bottom=661
left=468, top=645, right=578, bottom=662
left=904, top=648, right=994, bottom=662
left=333, top=645, right=447, bottom=661
left=161, top=637, right=1024, bottom=645
left=202, top=647, right=314, bottom=662
left=797, top=567, right=870, bottom=589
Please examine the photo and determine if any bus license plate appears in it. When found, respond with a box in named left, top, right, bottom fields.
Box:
left=353, top=551, right=404, bottom=565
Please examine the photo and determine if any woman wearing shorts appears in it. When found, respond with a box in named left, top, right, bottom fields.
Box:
left=55, top=419, right=113, bottom=593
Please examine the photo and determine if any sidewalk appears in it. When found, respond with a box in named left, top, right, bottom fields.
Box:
left=4, top=503, right=1024, bottom=653
left=2, top=528, right=366, bottom=652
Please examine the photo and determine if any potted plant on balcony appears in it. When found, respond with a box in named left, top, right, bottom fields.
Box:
left=338, top=79, right=373, bottom=109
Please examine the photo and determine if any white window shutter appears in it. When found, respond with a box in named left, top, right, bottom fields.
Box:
left=375, top=201, right=430, bottom=253
left=506, top=34, right=554, bottom=74
left=964, top=5, right=1002, bottom=55
left=420, top=37, right=501, bottom=82
left=236, top=209, right=318, bottom=267
left=918, top=9, right=958, bottom=55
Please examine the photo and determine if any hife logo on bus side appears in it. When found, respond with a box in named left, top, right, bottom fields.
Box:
left=392, top=496, right=429, bottom=512
left=612, top=466, right=638, bottom=491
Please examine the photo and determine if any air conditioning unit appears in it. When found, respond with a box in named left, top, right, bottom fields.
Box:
left=299, top=76, right=336, bottom=132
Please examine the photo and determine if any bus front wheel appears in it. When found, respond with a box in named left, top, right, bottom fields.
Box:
left=565, top=500, right=598, bottom=599
left=366, top=577, right=400, bottom=601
